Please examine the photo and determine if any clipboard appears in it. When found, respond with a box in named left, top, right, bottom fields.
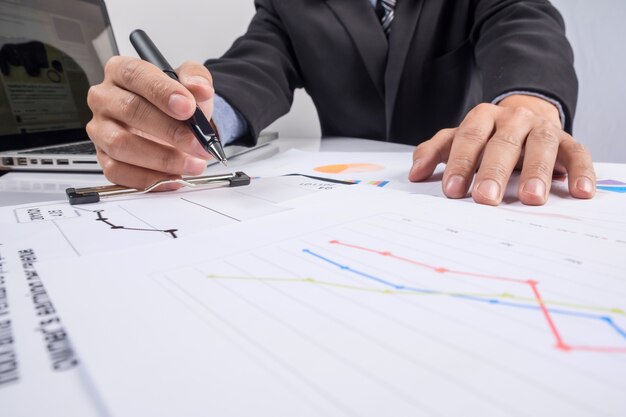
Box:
left=66, top=171, right=251, bottom=205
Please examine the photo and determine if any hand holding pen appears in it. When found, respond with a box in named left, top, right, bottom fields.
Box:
left=130, top=30, right=227, bottom=166
left=86, top=31, right=225, bottom=191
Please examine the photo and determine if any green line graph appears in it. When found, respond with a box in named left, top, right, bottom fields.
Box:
left=206, top=274, right=625, bottom=316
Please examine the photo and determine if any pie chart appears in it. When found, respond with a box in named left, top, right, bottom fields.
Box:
left=314, top=163, right=385, bottom=174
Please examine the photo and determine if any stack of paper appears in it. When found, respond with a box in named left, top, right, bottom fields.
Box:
left=2, top=152, right=625, bottom=416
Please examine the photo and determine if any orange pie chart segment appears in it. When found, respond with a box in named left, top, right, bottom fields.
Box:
left=313, top=163, right=385, bottom=174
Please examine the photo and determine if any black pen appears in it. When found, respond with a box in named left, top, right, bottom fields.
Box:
left=129, top=29, right=227, bottom=166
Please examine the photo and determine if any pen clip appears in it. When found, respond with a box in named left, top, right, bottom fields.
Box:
left=66, top=171, right=251, bottom=205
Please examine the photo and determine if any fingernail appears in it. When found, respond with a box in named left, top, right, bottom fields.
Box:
left=168, top=93, right=193, bottom=118
left=183, top=157, right=206, bottom=175
left=444, top=175, right=466, bottom=198
left=576, top=177, right=594, bottom=193
left=522, top=178, right=546, bottom=199
left=476, top=179, right=501, bottom=201
left=188, top=75, right=210, bottom=86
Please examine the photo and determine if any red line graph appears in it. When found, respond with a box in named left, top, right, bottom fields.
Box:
left=528, top=280, right=568, bottom=350
left=329, top=240, right=626, bottom=353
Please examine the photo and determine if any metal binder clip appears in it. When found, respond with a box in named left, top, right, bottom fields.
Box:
left=66, top=171, right=251, bottom=205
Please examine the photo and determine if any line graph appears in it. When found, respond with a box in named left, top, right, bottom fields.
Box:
left=205, top=272, right=626, bottom=346
left=206, top=270, right=626, bottom=344
left=205, top=274, right=625, bottom=316
left=302, top=240, right=626, bottom=353
left=182, top=204, right=626, bottom=360
left=19, top=183, right=295, bottom=257
left=205, top=245, right=626, bottom=354
left=159, top=226, right=626, bottom=415
left=109, top=206, right=626, bottom=416
left=94, top=210, right=179, bottom=238
left=193, top=214, right=626, bottom=356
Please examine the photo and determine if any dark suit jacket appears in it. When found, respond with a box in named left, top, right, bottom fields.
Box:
left=205, top=0, right=577, bottom=145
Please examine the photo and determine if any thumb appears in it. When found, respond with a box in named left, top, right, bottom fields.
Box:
left=409, top=128, right=455, bottom=182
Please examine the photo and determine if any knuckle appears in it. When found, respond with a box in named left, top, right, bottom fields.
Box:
left=512, top=106, right=535, bottom=119
left=145, top=77, right=172, bottom=102
left=168, top=122, right=191, bottom=145
left=85, top=120, right=99, bottom=141
left=490, top=133, right=523, bottom=150
left=529, top=126, right=560, bottom=146
left=180, top=60, right=213, bottom=81
left=118, top=92, right=145, bottom=124
left=94, top=146, right=105, bottom=160
left=414, top=140, right=431, bottom=154
left=412, top=144, right=431, bottom=164
left=87, top=84, right=116, bottom=115
left=437, top=128, right=457, bottom=140
left=179, top=60, right=202, bottom=73
left=481, top=162, right=509, bottom=181
left=447, top=154, right=476, bottom=173
left=434, top=145, right=446, bottom=164
left=98, top=152, right=117, bottom=177
left=580, top=166, right=597, bottom=179
left=86, top=85, right=101, bottom=110
left=472, top=102, right=495, bottom=115
left=158, top=151, right=179, bottom=174
left=119, top=58, right=144, bottom=86
left=101, top=159, right=115, bottom=176
left=104, top=56, right=124, bottom=77
left=136, top=173, right=158, bottom=189
left=524, top=160, right=554, bottom=177
left=563, top=140, right=589, bottom=155
left=456, top=126, right=488, bottom=144
left=116, top=58, right=176, bottom=104
left=563, top=141, right=593, bottom=169
left=570, top=165, right=596, bottom=183
left=102, top=128, right=129, bottom=160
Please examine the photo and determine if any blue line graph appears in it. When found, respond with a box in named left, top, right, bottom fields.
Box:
left=302, top=248, right=626, bottom=345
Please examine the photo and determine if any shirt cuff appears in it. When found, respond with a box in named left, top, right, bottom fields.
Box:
left=211, top=94, right=250, bottom=145
left=491, top=91, right=567, bottom=129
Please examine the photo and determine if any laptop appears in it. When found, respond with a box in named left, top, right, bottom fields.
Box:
left=0, top=0, right=277, bottom=172
left=0, top=0, right=118, bottom=171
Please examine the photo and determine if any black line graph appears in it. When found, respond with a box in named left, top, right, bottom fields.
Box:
left=93, top=209, right=178, bottom=238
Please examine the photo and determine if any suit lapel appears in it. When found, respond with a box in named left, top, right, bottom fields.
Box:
left=385, top=0, right=424, bottom=134
left=325, top=0, right=388, bottom=98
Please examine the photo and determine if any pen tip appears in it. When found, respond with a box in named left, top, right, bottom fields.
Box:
left=221, top=160, right=228, bottom=167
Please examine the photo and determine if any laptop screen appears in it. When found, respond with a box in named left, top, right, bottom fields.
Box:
left=0, top=0, right=118, bottom=151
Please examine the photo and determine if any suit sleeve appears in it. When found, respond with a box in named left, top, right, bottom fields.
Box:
left=204, top=0, right=303, bottom=144
left=472, top=0, right=578, bottom=132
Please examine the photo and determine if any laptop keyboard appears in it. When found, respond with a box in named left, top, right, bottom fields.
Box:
left=19, top=142, right=97, bottom=155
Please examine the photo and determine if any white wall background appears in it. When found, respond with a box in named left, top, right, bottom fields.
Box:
left=104, top=0, right=625, bottom=162
left=550, top=0, right=625, bottom=163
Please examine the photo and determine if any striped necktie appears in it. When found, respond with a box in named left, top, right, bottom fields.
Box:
left=376, top=0, right=397, bottom=37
